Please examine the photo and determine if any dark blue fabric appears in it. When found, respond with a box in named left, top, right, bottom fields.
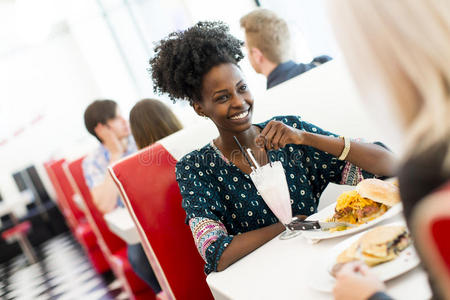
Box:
left=266, top=55, right=332, bottom=89
left=127, top=243, right=161, bottom=294
left=368, top=291, right=393, bottom=300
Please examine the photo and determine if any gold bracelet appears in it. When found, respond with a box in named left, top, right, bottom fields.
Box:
left=338, top=136, right=351, bottom=160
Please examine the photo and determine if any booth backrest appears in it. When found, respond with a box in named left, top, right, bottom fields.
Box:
left=412, top=181, right=450, bottom=299
left=47, top=159, right=85, bottom=223
left=109, top=122, right=217, bottom=300
left=67, top=157, right=126, bottom=255
left=43, top=160, right=78, bottom=229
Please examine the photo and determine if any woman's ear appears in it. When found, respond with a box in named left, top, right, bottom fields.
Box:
left=193, top=101, right=206, bottom=118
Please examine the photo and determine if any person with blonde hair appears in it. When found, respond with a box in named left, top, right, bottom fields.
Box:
left=328, top=1, right=450, bottom=299
left=240, top=8, right=331, bottom=89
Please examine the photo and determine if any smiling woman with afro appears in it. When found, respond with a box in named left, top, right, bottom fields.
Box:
left=148, top=20, right=397, bottom=275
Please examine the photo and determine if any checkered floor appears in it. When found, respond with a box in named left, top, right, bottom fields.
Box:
left=0, top=234, right=128, bottom=300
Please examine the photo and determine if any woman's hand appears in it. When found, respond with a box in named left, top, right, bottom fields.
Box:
left=333, top=261, right=386, bottom=300
left=255, top=120, right=305, bottom=150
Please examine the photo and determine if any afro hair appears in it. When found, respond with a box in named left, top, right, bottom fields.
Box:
left=150, top=21, right=244, bottom=105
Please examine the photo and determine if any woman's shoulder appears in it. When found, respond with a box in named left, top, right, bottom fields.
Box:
left=176, top=143, right=216, bottom=169
left=255, top=115, right=304, bottom=129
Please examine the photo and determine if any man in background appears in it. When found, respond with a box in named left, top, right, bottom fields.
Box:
left=82, top=99, right=165, bottom=299
left=240, top=8, right=332, bottom=89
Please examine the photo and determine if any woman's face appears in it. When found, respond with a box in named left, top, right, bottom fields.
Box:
left=194, top=63, right=254, bottom=134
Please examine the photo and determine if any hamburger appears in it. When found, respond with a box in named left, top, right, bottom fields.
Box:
left=336, top=225, right=411, bottom=267
left=330, top=179, right=400, bottom=226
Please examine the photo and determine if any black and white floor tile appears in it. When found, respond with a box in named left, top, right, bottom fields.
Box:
left=0, top=234, right=128, bottom=300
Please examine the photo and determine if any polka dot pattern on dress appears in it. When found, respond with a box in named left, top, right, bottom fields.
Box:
left=176, top=115, right=380, bottom=275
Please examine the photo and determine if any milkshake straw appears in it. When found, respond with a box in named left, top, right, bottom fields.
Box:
left=233, top=136, right=256, bottom=170
left=246, top=148, right=260, bottom=169
left=264, top=144, right=273, bottom=167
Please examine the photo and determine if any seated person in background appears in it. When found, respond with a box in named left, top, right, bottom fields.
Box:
left=149, top=21, right=396, bottom=274
left=82, top=99, right=164, bottom=299
left=129, top=98, right=183, bottom=149
left=328, top=0, right=450, bottom=299
left=240, top=8, right=332, bottom=89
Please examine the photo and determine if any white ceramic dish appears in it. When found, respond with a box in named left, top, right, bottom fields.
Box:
left=308, top=221, right=420, bottom=293
left=301, top=202, right=403, bottom=241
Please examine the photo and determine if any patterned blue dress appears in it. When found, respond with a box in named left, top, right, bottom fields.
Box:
left=176, top=116, right=378, bottom=274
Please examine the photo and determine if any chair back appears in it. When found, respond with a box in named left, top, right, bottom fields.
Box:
left=47, top=159, right=85, bottom=223
left=66, top=157, right=126, bottom=255
left=411, top=181, right=450, bottom=299
left=109, top=122, right=217, bottom=300
left=44, top=160, right=79, bottom=229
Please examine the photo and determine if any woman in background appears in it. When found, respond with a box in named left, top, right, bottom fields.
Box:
left=128, top=98, right=182, bottom=300
left=130, top=98, right=183, bottom=149
left=329, top=1, right=450, bottom=299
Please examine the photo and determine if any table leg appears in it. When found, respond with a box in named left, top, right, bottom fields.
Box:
left=16, top=233, right=37, bottom=264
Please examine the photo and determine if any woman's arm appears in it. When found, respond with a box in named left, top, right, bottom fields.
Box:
left=216, top=222, right=285, bottom=271
left=302, top=132, right=397, bottom=177
left=258, top=120, right=397, bottom=177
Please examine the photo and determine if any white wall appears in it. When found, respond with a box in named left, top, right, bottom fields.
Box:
left=0, top=0, right=384, bottom=206
left=260, top=0, right=341, bottom=59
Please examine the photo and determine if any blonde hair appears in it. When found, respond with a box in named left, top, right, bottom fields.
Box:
left=329, top=0, right=450, bottom=170
left=240, top=8, right=291, bottom=64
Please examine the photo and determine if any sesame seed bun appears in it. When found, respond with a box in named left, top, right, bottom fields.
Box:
left=355, top=179, right=401, bottom=207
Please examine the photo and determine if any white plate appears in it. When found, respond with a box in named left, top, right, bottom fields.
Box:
left=301, top=202, right=403, bottom=241
left=308, top=221, right=420, bottom=293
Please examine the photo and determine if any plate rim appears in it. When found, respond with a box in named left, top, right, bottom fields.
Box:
left=301, top=201, right=403, bottom=240
left=307, top=220, right=420, bottom=293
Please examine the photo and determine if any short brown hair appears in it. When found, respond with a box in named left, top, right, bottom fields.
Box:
left=240, top=9, right=291, bottom=64
left=129, top=99, right=183, bottom=149
left=84, top=99, right=117, bottom=143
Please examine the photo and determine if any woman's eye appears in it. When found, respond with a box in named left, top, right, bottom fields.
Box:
left=239, top=84, right=248, bottom=92
left=216, top=95, right=229, bottom=102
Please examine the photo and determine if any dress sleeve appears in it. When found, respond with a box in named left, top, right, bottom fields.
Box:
left=176, top=156, right=233, bottom=274
left=298, top=118, right=379, bottom=186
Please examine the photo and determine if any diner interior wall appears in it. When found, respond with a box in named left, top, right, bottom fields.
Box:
left=0, top=31, right=101, bottom=200
left=1, top=0, right=345, bottom=201
left=261, top=0, right=341, bottom=60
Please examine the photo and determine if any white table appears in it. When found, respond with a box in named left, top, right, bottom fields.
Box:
left=206, top=214, right=431, bottom=300
left=104, top=207, right=140, bottom=244
left=0, top=190, right=34, bottom=221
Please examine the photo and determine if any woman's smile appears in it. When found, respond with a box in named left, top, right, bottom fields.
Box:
left=229, top=109, right=249, bottom=120
left=229, top=108, right=252, bottom=125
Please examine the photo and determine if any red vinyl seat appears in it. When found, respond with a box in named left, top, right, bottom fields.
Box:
left=109, top=124, right=217, bottom=300
left=74, top=222, right=97, bottom=249
left=66, top=157, right=126, bottom=255
left=43, top=159, right=109, bottom=274
left=66, top=157, right=154, bottom=299
left=44, top=160, right=79, bottom=231
left=411, top=181, right=450, bottom=299
left=109, top=248, right=154, bottom=299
